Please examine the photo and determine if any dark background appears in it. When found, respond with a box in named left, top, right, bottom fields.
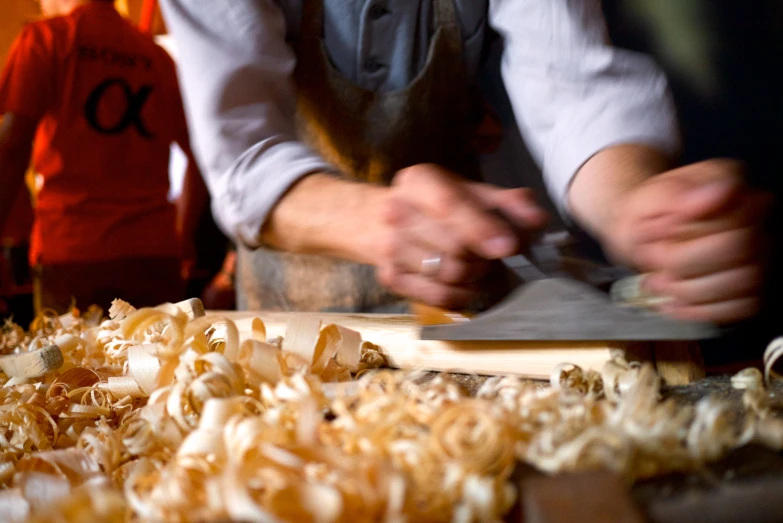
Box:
left=603, top=0, right=783, bottom=191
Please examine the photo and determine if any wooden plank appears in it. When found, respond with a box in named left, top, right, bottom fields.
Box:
left=215, top=311, right=635, bottom=380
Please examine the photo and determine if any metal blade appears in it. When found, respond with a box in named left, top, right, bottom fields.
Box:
left=420, top=278, right=720, bottom=341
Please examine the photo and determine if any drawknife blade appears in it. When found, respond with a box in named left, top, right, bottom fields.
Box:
left=420, top=277, right=720, bottom=341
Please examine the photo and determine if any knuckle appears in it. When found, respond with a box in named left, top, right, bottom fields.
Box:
left=433, top=187, right=462, bottom=212
left=380, top=196, right=405, bottom=225
left=392, top=167, right=415, bottom=187
left=417, top=163, right=444, bottom=180
left=393, top=163, right=439, bottom=187
left=376, top=265, right=398, bottom=289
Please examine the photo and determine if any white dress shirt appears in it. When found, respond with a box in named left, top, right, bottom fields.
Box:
left=159, top=0, right=679, bottom=247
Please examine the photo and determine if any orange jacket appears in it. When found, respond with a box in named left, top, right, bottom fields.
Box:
left=0, top=2, right=189, bottom=264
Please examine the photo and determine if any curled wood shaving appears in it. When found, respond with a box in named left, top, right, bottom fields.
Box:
left=764, top=336, right=783, bottom=384
left=2, top=299, right=783, bottom=521
left=732, top=367, right=764, bottom=390
left=550, top=362, right=603, bottom=397
left=108, top=299, right=136, bottom=322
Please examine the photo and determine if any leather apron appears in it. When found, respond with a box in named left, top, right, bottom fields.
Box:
left=236, top=0, right=483, bottom=313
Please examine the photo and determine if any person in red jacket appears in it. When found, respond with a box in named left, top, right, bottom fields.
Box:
left=0, top=0, right=204, bottom=314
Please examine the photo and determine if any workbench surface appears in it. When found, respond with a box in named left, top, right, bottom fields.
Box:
left=415, top=372, right=783, bottom=523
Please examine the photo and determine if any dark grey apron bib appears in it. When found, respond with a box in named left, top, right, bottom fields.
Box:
left=237, top=0, right=483, bottom=312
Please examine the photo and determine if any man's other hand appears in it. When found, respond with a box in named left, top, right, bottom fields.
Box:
left=606, top=159, right=771, bottom=324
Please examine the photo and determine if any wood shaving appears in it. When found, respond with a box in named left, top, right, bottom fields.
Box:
left=764, top=335, right=783, bottom=383
left=0, top=299, right=781, bottom=521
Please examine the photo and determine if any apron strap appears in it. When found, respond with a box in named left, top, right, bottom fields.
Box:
left=433, top=0, right=461, bottom=30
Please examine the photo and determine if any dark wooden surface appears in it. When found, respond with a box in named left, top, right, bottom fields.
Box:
left=414, top=372, right=783, bottom=522
left=520, top=471, right=646, bottom=523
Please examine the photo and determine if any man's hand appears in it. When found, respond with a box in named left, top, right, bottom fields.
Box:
left=604, top=159, right=770, bottom=324
left=375, top=164, right=549, bottom=309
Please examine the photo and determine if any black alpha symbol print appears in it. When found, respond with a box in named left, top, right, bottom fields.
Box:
left=84, top=78, right=154, bottom=138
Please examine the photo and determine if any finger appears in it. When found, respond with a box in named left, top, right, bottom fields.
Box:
left=401, top=240, right=490, bottom=286
left=384, top=197, right=468, bottom=257
left=643, top=227, right=760, bottom=279
left=659, top=158, right=745, bottom=218
left=659, top=296, right=760, bottom=324
left=645, top=265, right=763, bottom=306
left=393, top=165, right=518, bottom=258
left=675, top=179, right=741, bottom=222
left=376, top=265, right=476, bottom=309
left=388, top=237, right=488, bottom=285
left=666, top=192, right=772, bottom=242
left=628, top=159, right=744, bottom=223
left=382, top=199, right=490, bottom=283
left=632, top=213, right=679, bottom=245
left=633, top=190, right=770, bottom=247
left=470, top=185, right=550, bottom=231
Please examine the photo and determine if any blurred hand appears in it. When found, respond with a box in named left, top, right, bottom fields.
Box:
left=375, top=164, right=549, bottom=309
left=605, top=159, right=771, bottom=324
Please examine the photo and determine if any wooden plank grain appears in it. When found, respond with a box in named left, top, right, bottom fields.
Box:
left=214, top=311, right=625, bottom=380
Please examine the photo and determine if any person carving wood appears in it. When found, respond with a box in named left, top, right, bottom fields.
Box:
left=160, top=0, right=770, bottom=323
left=0, top=0, right=206, bottom=314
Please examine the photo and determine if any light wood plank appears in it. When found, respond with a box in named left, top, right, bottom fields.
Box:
left=214, top=311, right=624, bottom=380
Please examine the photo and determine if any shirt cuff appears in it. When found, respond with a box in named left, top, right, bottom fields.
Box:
left=544, top=68, right=681, bottom=218
left=210, top=140, right=336, bottom=248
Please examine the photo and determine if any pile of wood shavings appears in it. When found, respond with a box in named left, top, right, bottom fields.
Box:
left=1, top=300, right=783, bottom=522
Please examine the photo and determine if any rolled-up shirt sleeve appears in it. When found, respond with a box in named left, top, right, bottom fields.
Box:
left=159, top=0, right=335, bottom=247
left=489, top=0, right=680, bottom=216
